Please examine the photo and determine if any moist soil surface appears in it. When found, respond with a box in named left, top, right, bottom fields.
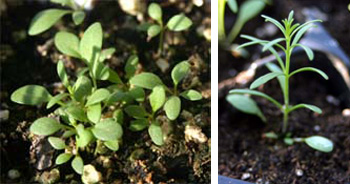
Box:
left=219, top=0, right=350, bottom=183
left=1, top=0, right=211, bottom=183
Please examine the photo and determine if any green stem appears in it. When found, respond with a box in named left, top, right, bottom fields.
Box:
left=282, top=36, right=291, bottom=133
left=218, top=0, right=226, bottom=42
left=158, top=26, right=164, bottom=56
left=227, top=22, right=243, bottom=44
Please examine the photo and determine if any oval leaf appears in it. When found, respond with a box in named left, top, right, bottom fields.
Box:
left=73, top=76, right=92, bottom=102
left=124, top=105, right=147, bottom=119
left=30, top=117, right=62, bottom=136
left=104, top=140, right=119, bottom=151
left=167, top=14, right=192, bottom=31
left=171, top=61, right=190, bottom=86
left=76, top=124, right=93, bottom=147
left=48, top=137, right=66, bottom=150
left=148, top=122, right=164, bottom=146
left=79, top=22, right=103, bottom=63
left=164, top=96, right=181, bottom=120
left=180, top=89, right=202, bottom=101
left=72, top=11, right=85, bottom=25
left=71, top=156, right=84, bottom=175
left=130, top=73, right=163, bottom=89
left=226, top=94, right=266, bottom=122
left=86, top=88, right=110, bottom=106
left=128, top=87, right=145, bottom=102
left=129, top=119, right=148, bottom=132
left=87, top=103, right=101, bottom=123
left=57, top=60, right=70, bottom=87
left=91, top=119, right=123, bottom=141
left=149, top=85, right=166, bottom=112
left=11, top=85, right=52, bottom=105
left=65, top=106, right=87, bottom=122
left=147, top=24, right=161, bottom=38
left=28, top=9, right=71, bottom=35
left=148, top=3, right=162, bottom=22
left=55, top=32, right=80, bottom=58
left=124, top=55, right=139, bottom=79
left=55, top=153, right=72, bottom=165
left=305, top=136, right=333, bottom=153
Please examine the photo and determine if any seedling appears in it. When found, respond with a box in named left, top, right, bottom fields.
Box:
left=227, top=11, right=334, bottom=152
left=127, top=61, right=203, bottom=145
left=146, top=3, right=193, bottom=55
left=28, top=0, right=87, bottom=36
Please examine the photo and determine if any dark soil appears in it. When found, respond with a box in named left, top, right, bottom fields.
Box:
left=219, top=0, right=350, bottom=183
left=1, top=0, right=211, bottom=183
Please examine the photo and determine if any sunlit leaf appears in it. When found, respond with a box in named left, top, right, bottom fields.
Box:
left=167, top=14, right=192, bottom=31
left=30, top=117, right=62, bottom=136
left=11, top=85, right=52, bottom=105
left=28, top=9, right=71, bottom=35
left=55, top=32, right=80, bottom=58
left=305, top=136, right=333, bottom=153
left=164, top=96, right=181, bottom=120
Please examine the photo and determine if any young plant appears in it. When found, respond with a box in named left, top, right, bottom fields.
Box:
left=127, top=61, right=203, bottom=145
left=28, top=0, right=87, bottom=36
left=227, top=11, right=334, bottom=153
left=146, top=3, right=193, bottom=55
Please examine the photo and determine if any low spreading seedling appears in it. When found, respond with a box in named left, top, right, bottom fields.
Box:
left=10, top=0, right=203, bottom=178
left=227, top=11, right=334, bottom=152
left=146, top=3, right=192, bottom=55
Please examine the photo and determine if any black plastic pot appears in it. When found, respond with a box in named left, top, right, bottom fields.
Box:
left=218, top=175, right=253, bottom=184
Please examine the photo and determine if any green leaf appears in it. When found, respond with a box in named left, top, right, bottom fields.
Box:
left=164, top=96, right=181, bottom=120
left=86, top=88, right=110, bottom=106
left=148, top=3, right=162, bottom=23
left=62, top=130, right=75, bottom=138
left=288, top=103, right=322, bottom=114
left=305, top=136, right=333, bottom=153
left=292, top=24, right=314, bottom=46
left=171, top=61, right=190, bottom=86
left=54, top=32, right=81, bottom=58
left=148, top=122, right=164, bottom=146
left=294, top=44, right=314, bottom=61
left=147, top=25, right=161, bottom=38
left=108, top=69, right=123, bottom=84
left=227, top=0, right=238, bottom=13
left=92, top=58, right=110, bottom=80
left=149, top=85, right=166, bottom=112
left=57, top=61, right=70, bottom=88
left=124, top=105, right=147, bottom=119
left=48, top=137, right=66, bottom=150
left=124, top=55, right=139, bottom=79
left=266, top=63, right=286, bottom=96
left=291, top=20, right=322, bottom=37
left=130, top=73, right=163, bottom=89
left=264, top=132, right=278, bottom=139
left=73, top=76, right=92, bottom=102
left=250, top=72, right=284, bottom=89
left=262, top=38, right=285, bottom=52
left=28, top=9, right=71, bottom=35
left=71, top=156, right=84, bottom=175
left=65, top=106, right=87, bottom=122
left=46, top=93, right=69, bottom=109
left=167, top=14, right=192, bottom=31
left=79, top=22, right=103, bottom=64
left=226, top=94, right=266, bottom=122
left=91, top=119, right=123, bottom=141
left=180, top=89, right=202, bottom=101
left=87, top=103, right=101, bottom=123
left=11, top=85, right=52, bottom=105
left=284, top=138, right=294, bottom=145
left=261, top=14, right=285, bottom=34
left=290, top=67, right=328, bottom=80
left=229, top=89, right=282, bottom=108
left=129, top=119, right=148, bottom=132
left=30, top=117, right=62, bottom=136
left=76, top=124, right=93, bottom=147
left=99, top=48, right=116, bottom=62
left=113, top=109, right=124, bottom=125
left=128, top=87, right=145, bottom=102
left=72, top=11, right=85, bottom=25
left=104, top=140, right=119, bottom=151
left=55, top=153, right=72, bottom=165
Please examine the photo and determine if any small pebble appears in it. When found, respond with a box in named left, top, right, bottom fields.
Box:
left=8, top=169, right=20, bottom=179
left=241, top=173, right=251, bottom=180
left=326, top=95, right=340, bottom=106
left=0, top=110, right=9, bottom=121
left=313, top=125, right=321, bottom=132
left=342, top=108, right=350, bottom=117
left=295, top=169, right=303, bottom=177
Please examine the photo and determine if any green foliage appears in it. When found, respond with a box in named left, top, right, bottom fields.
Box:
left=91, top=119, right=123, bottom=141
left=130, top=73, right=164, bottom=89
left=55, top=32, right=81, bottom=58
left=72, top=156, right=84, bottom=175
left=28, top=9, right=71, bottom=35
left=56, top=153, right=72, bottom=165
left=48, top=137, right=66, bottom=150
left=171, top=61, right=190, bottom=87
left=80, top=23, right=103, bottom=64
left=148, top=122, right=164, bottom=146
left=228, top=11, right=333, bottom=152
left=11, top=85, right=52, bottom=105
left=30, top=118, right=62, bottom=136
left=72, top=11, right=85, bottom=25
left=164, top=96, right=181, bottom=120
left=167, top=14, right=193, bottom=31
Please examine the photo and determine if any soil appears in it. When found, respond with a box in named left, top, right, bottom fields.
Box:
left=219, top=0, right=350, bottom=183
left=1, top=0, right=211, bottom=183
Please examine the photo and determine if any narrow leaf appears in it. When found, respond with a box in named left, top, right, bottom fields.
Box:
left=227, top=0, right=238, bottom=13
left=265, top=63, right=286, bottom=95
left=295, top=44, right=314, bottom=61
left=229, top=89, right=282, bottom=108
left=288, top=103, right=322, bottom=114
left=180, top=89, right=202, bottom=101
left=261, top=14, right=286, bottom=33
left=124, top=55, right=139, bottom=79
left=57, top=60, right=70, bottom=87
left=292, top=24, right=314, bottom=46
left=55, top=153, right=72, bottom=165
left=290, top=67, right=328, bottom=80
left=250, top=72, right=283, bottom=89
left=11, top=85, right=52, bottom=105
left=262, top=38, right=285, bottom=52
